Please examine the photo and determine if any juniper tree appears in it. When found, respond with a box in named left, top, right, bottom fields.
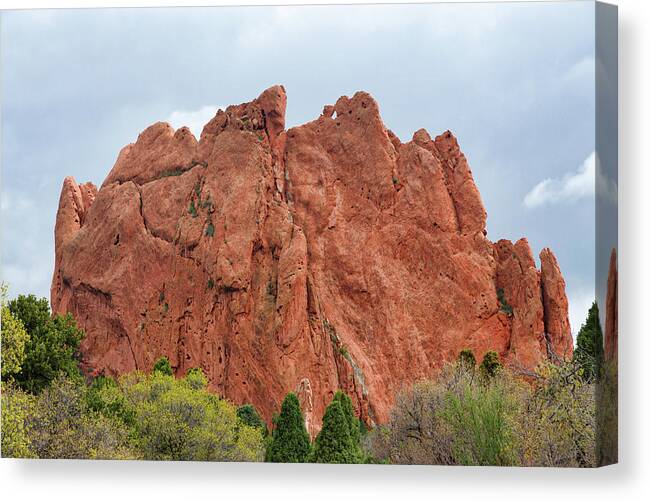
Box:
left=311, top=398, right=359, bottom=464
left=266, top=392, right=311, bottom=463
left=573, top=301, right=604, bottom=382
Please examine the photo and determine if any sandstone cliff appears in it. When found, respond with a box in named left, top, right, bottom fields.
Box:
left=51, top=86, right=573, bottom=434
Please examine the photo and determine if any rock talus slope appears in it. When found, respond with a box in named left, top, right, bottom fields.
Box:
left=51, top=86, right=573, bottom=434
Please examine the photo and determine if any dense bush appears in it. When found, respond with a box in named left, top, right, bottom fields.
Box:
left=1, top=285, right=29, bottom=380
left=365, top=356, right=596, bottom=467
left=237, top=404, right=268, bottom=436
left=152, top=356, right=173, bottom=376
left=7, top=294, right=85, bottom=393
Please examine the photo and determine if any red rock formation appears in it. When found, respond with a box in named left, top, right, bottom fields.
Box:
left=51, top=86, right=573, bottom=433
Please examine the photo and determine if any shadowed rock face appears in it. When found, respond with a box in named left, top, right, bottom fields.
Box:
left=51, top=86, right=572, bottom=435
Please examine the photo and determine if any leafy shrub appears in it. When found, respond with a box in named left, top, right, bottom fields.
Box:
left=152, top=356, right=173, bottom=376
left=496, top=288, right=513, bottom=316
left=1, top=299, right=29, bottom=380
left=237, top=404, right=268, bottom=436
left=121, top=371, right=264, bottom=461
left=479, top=351, right=501, bottom=379
left=1, top=382, right=36, bottom=458
left=457, top=349, right=476, bottom=371
left=205, top=222, right=215, bottom=237
left=364, top=356, right=596, bottom=467
left=8, top=294, right=85, bottom=393
left=26, top=376, right=134, bottom=459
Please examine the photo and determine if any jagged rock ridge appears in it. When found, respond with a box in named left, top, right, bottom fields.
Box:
left=51, top=86, right=573, bottom=435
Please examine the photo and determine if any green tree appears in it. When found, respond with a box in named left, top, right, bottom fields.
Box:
left=266, top=392, right=311, bottom=463
left=479, top=351, right=501, bottom=379
left=237, top=404, right=268, bottom=436
left=1, top=284, right=30, bottom=379
left=333, top=390, right=362, bottom=458
left=8, top=294, right=85, bottom=393
left=573, top=301, right=604, bottom=381
left=152, top=356, right=173, bottom=376
left=311, top=398, right=359, bottom=464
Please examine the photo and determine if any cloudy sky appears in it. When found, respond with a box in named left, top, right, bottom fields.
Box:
left=1, top=1, right=597, bottom=337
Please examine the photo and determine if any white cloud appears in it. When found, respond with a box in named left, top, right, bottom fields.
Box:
left=523, top=151, right=595, bottom=208
left=595, top=153, right=618, bottom=206
left=166, top=105, right=223, bottom=139
left=567, top=286, right=595, bottom=340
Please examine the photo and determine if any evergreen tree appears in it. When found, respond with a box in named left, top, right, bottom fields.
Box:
left=311, top=398, right=359, bottom=464
left=573, top=301, right=604, bottom=381
left=333, top=390, right=362, bottom=456
left=457, top=349, right=477, bottom=372
left=266, top=392, right=311, bottom=463
left=237, top=404, right=268, bottom=437
left=479, top=351, right=501, bottom=379
left=152, top=356, right=173, bottom=376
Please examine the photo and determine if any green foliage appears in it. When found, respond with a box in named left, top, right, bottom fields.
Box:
left=188, top=199, right=198, bottom=217
left=333, top=390, right=361, bottom=449
left=26, top=375, right=134, bottom=459
left=365, top=358, right=596, bottom=467
left=8, top=294, right=85, bottom=393
left=152, top=356, right=173, bottom=376
left=479, top=351, right=501, bottom=379
left=205, top=222, right=215, bottom=237
left=457, top=349, right=476, bottom=371
left=1, top=303, right=30, bottom=379
left=443, top=376, right=519, bottom=465
left=237, top=404, right=268, bottom=436
left=158, top=167, right=186, bottom=178
left=185, top=367, right=208, bottom=390
left=573, top=301, right=604, bottom=382
left=1, top=382, right=36, bottom=458
left=521, top=361, right=596, bottom=466
left=122, top=371, right=263, bottom=461
left=85, top=375, right=136, bottom=427
left=207, top=278, right=214, bottom=290
left=310, top=399, right=360, bottom=464
left=496, top=288, right=513, bottom=316
left=266, top=392, right=311, bottom=463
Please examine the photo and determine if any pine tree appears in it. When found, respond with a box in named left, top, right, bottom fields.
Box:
left=311, top=398, right=359, bottom=464
left=573, top=301, right=604, bottom=381
left=266, top=392, right=311, bottom=463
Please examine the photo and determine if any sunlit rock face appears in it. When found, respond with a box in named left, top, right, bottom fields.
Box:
left=51, top=86, right=572, bottom=434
